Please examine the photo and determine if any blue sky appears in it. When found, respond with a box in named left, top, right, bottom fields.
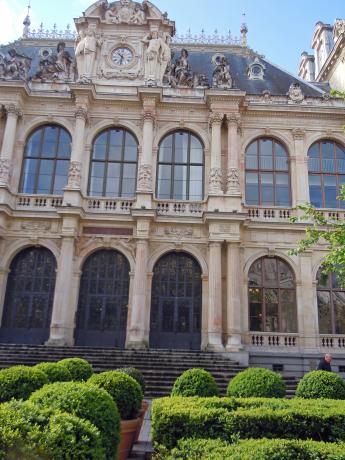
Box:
left=1, top=0, right=344, bottom=74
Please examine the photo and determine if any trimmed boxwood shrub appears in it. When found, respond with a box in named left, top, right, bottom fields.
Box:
left=34, top=362, right=73, bottom=383
left=29, top=381, right=120, bottom=459
left=296, top=370, right=345, bottom=399
left=116, top=367, right=146, bottom=394
left=88, top=371, right=142, bottom=420
left=0, top=365, right=48, bottom=402
left=0, top=399, right=105, bottom=459
left=171, top=368, right=219, bottom=397
left=160, top=438, right=345, bottom=460
left=227, top=368, right=286, bottom=398
left=151, top=396, right=345, bottom=449
left=58, top=357, right=93, bottom=381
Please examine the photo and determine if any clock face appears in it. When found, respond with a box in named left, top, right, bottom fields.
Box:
left=111, top=47, right=134, bottom=66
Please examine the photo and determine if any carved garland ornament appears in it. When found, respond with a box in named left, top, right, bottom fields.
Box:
left=226, top=167, right=240, bottom=194
left=137, top=164, right=152, bottom=192
left=67, top=161, right=82, bottom=189
left=208, top=167, right=223, bottom=194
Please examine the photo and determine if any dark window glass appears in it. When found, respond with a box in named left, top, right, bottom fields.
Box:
left=245, top=138, right=291, bottom=206
left=308, top=140, right=345, bottom=209
left=248, top=257, right=297, bottom=332
left=88, top=128, right=138, bottom=198
left=20, top=125, right=71, bottom=195
left=317, top=269, right=345, bottom=334
left=157, top=131, right=204, bottom=200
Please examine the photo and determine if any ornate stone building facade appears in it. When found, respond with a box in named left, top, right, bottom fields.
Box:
left=0, top=1, right=345, bottom=373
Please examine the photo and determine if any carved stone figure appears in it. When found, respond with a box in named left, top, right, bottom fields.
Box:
left=104, top=0, right=147, bottom=24
left=0, top=48, right=31, bottom=81
left=209, top=167, right=223, bottom=194
left=287, top=83, right=304, bottom=102
left=137, top=164, right=152, bottom=191
left=159, top=33, right=172, bottom=84
left=67, top=161, right=82, bottom=189
left=226, top=168, right=240, bottom=195
left=174, top=49, right=193, bottom=87
left=193, top=73, right=209, bottom=88
left=212, top=55, right=232, bottom=89
left=0, top=158, right=11, bottom=186
left=75, top=28, right=102, bottom=82
left=35, top=42, right=72, bottom=81
left=142, top=31, right=170, bottom=85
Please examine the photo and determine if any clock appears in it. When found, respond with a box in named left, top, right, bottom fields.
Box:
left=111, top=47, right=134, bottom=67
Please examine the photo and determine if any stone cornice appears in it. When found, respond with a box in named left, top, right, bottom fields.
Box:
left=316, top=34, right=345, bottom=82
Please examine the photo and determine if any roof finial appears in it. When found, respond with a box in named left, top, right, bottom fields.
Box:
left=23, top=0, right=31, bottom=38
left=240, top=10, right=248, bottom=47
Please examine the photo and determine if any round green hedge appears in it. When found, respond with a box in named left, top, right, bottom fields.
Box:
left=29, top=381, right=120, bottom=459
left=227, top=368, right=286, bottom=398
left=116, top=367, right=146, bottom=394
left=88, top=371, right=143, bottom=420
left=296, top=370, right=345, bottom=399
left=0, top=365, right=48, bottom=402
left=0, top=399, right=105, bottom=459
left=34, top=362, right=73, bottom=383
left=57, top=357, right=93, bottom=381
left=171, top=368, right=219, bottom=397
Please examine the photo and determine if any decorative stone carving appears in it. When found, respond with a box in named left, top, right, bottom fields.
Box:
left=164, top=227, right=193, bottom=238
left=74, top=107, right=89, bottom=122
left=262, top=89, right=272, bottom=102
left=67, top=161, right=82, bottom=189
left=212, top=54, right=232, bottom=89
left=0, top=159, right=11, bottom=186
left=287, top=83, right=304, bottom=103
left=209, top=112, right=223, bottom=127
left=334, top=19, right=345, bottom=40
left=247, top=57, right=266, bottom=80
left=292, top=128, right=306, bottom=140
left=21, top=221, right=51, bottom=232
left=193, top=73, right=209, bottom=88
left=137, top=164, right=152, bottom=192
left=227, top=113, right=240, bottom=126
left=5, top=104, right=22, bottom=118
left=35, top=42, right=73, bottom=82
left=142, top=31, right=171, bottom=86
left=226, top=168, right=240, bottom=195
left=163, top=48, right=209, bottom=88
left=103, top=0, right=147, bottom=25
left=75, top=27, right=102, bottom=83
left=209, top=167, right=223, bottom=194
left=0, top=48, right=31, bottom=81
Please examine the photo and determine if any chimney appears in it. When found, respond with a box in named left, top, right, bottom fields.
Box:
left=298, top=52, right=315, bottom=81
left=311, top=22, right=334, bottom=77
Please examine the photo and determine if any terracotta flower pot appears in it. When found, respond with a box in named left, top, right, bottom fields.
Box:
left=117, top=417, right=141, bottom=460
left=134, top=400, right=149, bottom=442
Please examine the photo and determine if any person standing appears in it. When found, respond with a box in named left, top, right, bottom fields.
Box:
left=317, top=353, right=333, bottom=372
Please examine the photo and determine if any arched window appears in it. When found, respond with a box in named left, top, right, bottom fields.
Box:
left=317, top=269, right=345, bottom=334
left=245, top=138, right=291, bottom=206
left=0, top=247, right=56, bottom=344
left=20, top=125, right=71, bottom=195
left=156, top=131, right=204, bottom=200
left=308, top=140, right=345, bottom=209
left=248, top=257, right=297, bottom=332
left=88, top=128, right=138, bottom=198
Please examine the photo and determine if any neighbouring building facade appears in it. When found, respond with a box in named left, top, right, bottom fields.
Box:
left=0, top=0, right=345, bottom=374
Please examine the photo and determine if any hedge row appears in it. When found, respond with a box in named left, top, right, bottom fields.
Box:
left=157, top=438, right=345, bottom=460
left=151, top=396, right=345, bottom=449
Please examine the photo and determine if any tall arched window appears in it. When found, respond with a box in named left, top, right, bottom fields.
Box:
left=248, top=257, right=297, bottom=332
left=308, top=140, right=345, bottom=209
left=88, top=128, right=138, bottom=198
left=156, top=131, right=204, bottom=200
left=245, top=138, right=291, bottom=206
left=20, top=125, right=71, bottom=195
left=317, top=269, right=345, bottom=334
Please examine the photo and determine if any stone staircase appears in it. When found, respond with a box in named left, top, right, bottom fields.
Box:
left=0, top=344, right=298, bottom=397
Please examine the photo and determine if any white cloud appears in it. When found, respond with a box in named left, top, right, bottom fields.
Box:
left=0, top=0, right=28, bottom=45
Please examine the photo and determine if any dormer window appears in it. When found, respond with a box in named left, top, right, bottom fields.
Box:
left=247, top=57, right=266, bottom=80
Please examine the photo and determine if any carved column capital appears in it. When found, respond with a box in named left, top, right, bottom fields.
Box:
left=209, top=112, right=223, bottom=127
left=142, top=109, right=156, bottom=124
left=74, top=107, right=89, bottom=122
left=67, top=161, right=82, bottom=189
left=137, top=164, right=152, bottom=193
left=226, top=113, right=241, bottom=126
left=5, top=104, right=22, bottom=118
left=292, top=128, right=306, bottom=141
left=208, top=167, right=223, bottom=194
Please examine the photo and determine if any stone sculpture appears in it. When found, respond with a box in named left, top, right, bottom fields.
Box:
left=142, top=31, right=171, bottom=85
left=163, top=48, right=209, bottom=88
left=35, top=42, right=72, bottom=81
left=104, top=0, right=147, bottom=25
left=75, top=28, right=102, bottom=82
left=212, top=55, right=232, bottom=89
left=0, top=48, right=31, bottom=81
left=287, top=82, right=304, bottom=102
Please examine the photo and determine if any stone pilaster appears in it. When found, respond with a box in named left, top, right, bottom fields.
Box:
left=0, top=104, right=22, bottom=187
left=126, top=239, right=149, bottom=348
left=226, top=242, right=243, bottom=350
left=48, top=236, right=76, bottom=346
left=207, top=242, right=224, bottom=350
left=66, top=107, right=88, bottom=190
left=292, top=128, right=309, bottom=205
left=226, top=113, right=241, bottom=196
left=208, top=112, right=223, bottom=195
left=137, top=108, right=155, bottom=194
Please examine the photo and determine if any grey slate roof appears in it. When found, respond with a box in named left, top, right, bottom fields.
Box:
left=0, top=39, right=325, bottom=97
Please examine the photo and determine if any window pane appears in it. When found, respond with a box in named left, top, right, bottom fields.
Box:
left=189, top=166, right=203, bottom=200
left=280, top=290, right=297, bottom=332
left=260, top=139, right=273, bottom=169
left=321, top=142, right=335, bottom=173
left=260, top=172, right=274, bottom=205
left=122, top=179, right=136, bottom=197
left=317, top=291, right=332, bottom=334
left=246, top=141, right=258, bottom=169
left=275, top=143, right=288, bottom=171
left=249, top=260, right=262, bottom=287
left=263, top=258, right=277, bottom=287
left=26, top=130, right=42, bottom=158
left=37, top=160, right=54, bottom=194
left=89, top=162, right=105, bottom=196
left=324, top=175, right=337, bottom=208
left=124, top=145, right=137, bottom=162
left=190, top=136, right=203, bottom=163
left=279, top=261, right=294, bottom=288
left=265, top=289, right=279, bottom=332
left=317, top=269, right=329, bottom=288
left=174, top=132, right=189, bottom=163
left=57, top=130, right=71, bottom=158
left=245, top=172, right=258, bottom=205
left=157, top=164, right=171, bottom=199
left=53, top=160, right=69, bottom=194
left=336, top=145, right=345, bottom=173
left=160, top=136, right=173, bottom=163
left=173, top=165, right=187, bottom=200
left=334, top=292, right=345, bottom=334
left=93, top=133, right=108, bottom=160
left=42, top=126, right=58, bottom=157
left=21, top=158, right=38, bottom=193
left=275, top=173, right=290, bottom=206
left=309, top=174, right=323, bottom=208
left=249, top=288, right=262, bottom=331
